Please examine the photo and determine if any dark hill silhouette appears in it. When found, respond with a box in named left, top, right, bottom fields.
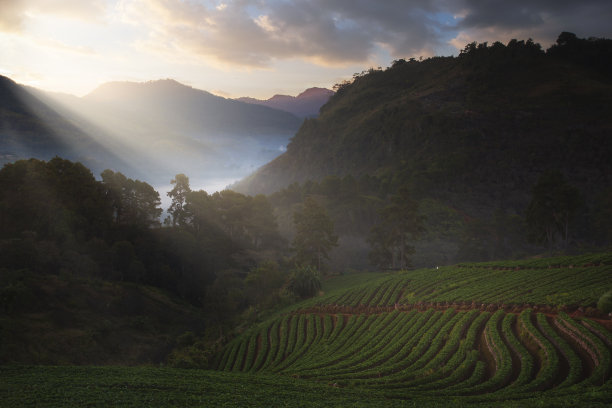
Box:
left=233, top=34, right=612, bottom=210
left=232, top=33, right=612, bottom=267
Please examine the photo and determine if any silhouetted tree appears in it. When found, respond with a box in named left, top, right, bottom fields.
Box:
left=167, top=174, right=191, bottom=227
left=101, top=169, right=162, bottom=227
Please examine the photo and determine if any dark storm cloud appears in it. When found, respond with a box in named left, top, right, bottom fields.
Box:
left=449, top=0, right=612, bottom=42
left=266, top=0, right=446, bottom=59
left=129, top=0, right=612, bottom=67
left=136, top=0, right=446, bottom=66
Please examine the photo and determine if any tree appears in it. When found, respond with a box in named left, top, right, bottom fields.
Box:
left=367, top=186, right=425, bottom=270
left=292, top=196, right=338, bottom=271
left=0, top=158, right=112, bottom=241
left=184, top=190, right=212, bottom=235
left=247, top=195, right=281, bottom=249
left=525, top=171, right=582, bottom=250
left=245, top=261, right=285, bottom=307
left=591, top=188, right=612, bottom=245
left=101, top=169, right=162, bottom=227
left=287, top=265, right=321, bottom=299
left=210, top=190, right=250, bottom=240
left=598, top=290, right=612, bottom=314
left=167, top=174, right=191, bottom=227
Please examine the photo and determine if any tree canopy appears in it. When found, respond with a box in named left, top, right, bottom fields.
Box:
left=101, top=169, right=162, bottom=228
left=525, top=171, right=582, bottom=250
left=291, top=196, right=338, bottom=271
left=368, top=187, right=425, bottom=270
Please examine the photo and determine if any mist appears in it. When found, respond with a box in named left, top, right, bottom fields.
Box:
left=36, top=78, right=301, bottom=198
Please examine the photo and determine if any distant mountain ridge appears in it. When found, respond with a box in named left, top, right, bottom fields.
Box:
left=85, top=79, right=302, bottom=136
left=0, top=77, right=303, bottom=188
left=0, top=75, right=132, bottom=176
left=237, top=87, right=334, bottom=117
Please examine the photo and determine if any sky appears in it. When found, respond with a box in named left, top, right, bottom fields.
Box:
left=1, top=0, right=612, bottom=99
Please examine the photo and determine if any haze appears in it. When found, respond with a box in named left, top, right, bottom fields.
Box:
left=3, top=0, right=612, bottom=98
left=2, top=0, right=612, bottom=193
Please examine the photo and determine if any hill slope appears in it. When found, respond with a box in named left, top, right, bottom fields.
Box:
left=0, top=76, right=132, bottom=176
left=1, top=77, right=303, bottom=189
left=0, top=270, right=204, bottom=365
left=234, top=35, right=612, bottom=210
left=2, top=254, right=611, bottom=406
left=216, top=252, right=612, bottom=402
left=85, top=79, right=301, bottom=136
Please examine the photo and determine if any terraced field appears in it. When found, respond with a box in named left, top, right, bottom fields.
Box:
left=216, top=253, right=612, bottom=403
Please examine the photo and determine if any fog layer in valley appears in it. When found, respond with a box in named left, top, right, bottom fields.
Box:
left=22, top=78, right=305, bottom=194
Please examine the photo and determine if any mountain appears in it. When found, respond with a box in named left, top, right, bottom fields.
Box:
left=233, top=34, right=612, bottom=206
left=0, top=75, right=132, bottom=176
left=1, top=78, right=303, bottom=190
left=232, top=33, right=612, bottom=267
left=85, top=79, right=301, bottom=136
left=237, top=87, right=334, bottom=117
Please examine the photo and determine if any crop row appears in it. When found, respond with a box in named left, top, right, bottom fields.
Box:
left=308, top=256, right=611, bottom=309
left=217, top=309, right=612, bottom=397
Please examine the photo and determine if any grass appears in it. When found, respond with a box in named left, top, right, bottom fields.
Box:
left=0, top=365, right=447, bottom=408
left=2, top=365, right=611, bottom=407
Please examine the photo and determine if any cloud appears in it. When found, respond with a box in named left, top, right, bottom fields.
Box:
left=120, top=0, right=449, bottom=68
left=36, top=37, right=97, bottom=55
left=123, top=0, right=612, bottom=69
left=32, top=0, right=108, bottom=21
left=0, top=0, right=108, bottom=32
left=446, top=0, right=612, bottom=48
left=9, top=0, right=612, bottom=68
left=0, top=0, right=28, bottom=32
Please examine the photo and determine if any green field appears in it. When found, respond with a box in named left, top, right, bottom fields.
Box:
left=2, top=253, right=612, bottom=407
left=1, top=365, right=611, bottom=407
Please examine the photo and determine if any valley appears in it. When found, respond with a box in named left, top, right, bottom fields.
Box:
left=1, top=31, right=612, bottom=407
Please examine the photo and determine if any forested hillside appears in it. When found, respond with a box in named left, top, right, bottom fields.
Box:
left=0, top=159, right=295, bottom=364
left=234, top=33, right=612, bottom=268
left=236, top=33, right=612, bottom=198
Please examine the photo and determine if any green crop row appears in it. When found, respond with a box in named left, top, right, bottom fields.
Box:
left=557, top=312, right=611, bottom=385
left=538, top=313, right=583, bottom=387
left=500, top=313, right=534, bottom=388
left=460, top=310, right=512, bottom=394
left=219, top=307, right=611, bottom=398
left=517, top=309, right=560, bottom=391
left=312, top=253, right=612, bottom=308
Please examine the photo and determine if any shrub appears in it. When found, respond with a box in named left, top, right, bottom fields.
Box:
left=287, top=265, right=321, bottom=299
left=597, top=290, right=612, bottom=314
